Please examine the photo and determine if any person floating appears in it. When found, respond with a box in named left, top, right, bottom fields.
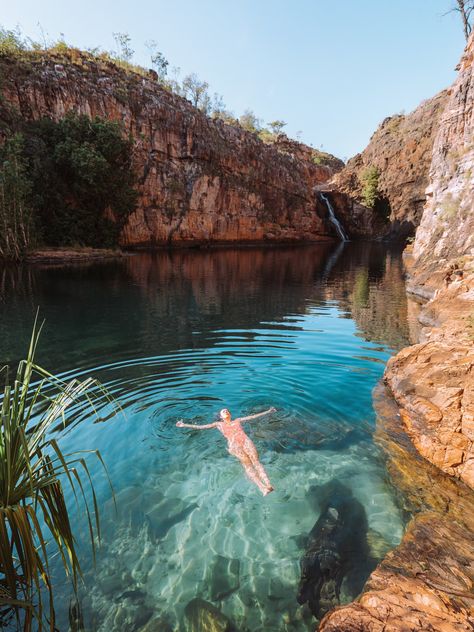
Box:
left=176, top=407, right=276, bottom=495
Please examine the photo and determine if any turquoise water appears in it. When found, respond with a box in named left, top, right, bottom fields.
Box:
left=0, top=244, right=410, bottom=631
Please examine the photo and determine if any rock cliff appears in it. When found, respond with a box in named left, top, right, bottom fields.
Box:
left=385, top=30, right=474, bottom=491
left=0, top=52, right=344, bottom=247
left=331, top=90, right=448, bottom=239
left=320, top=32, right=474, bottom=632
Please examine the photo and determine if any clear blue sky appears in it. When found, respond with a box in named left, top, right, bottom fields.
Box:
left=1, top=0, right=465, bottom=159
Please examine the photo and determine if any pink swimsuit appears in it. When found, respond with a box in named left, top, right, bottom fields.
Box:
left=217, top=421, right=252, bottom=454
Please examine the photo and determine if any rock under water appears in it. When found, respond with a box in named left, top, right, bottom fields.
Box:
left=297, top=479, right=374, bottom=619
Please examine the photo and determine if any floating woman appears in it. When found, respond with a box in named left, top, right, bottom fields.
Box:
left=176, top=407, right=276, bottom=495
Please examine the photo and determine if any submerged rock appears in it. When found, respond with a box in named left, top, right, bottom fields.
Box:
left=366, top=528, right=392, bottom=561
left=184, top=598, right=236, bottom=632
left=145, top=497, right=198, bottom=540
left=208, top=555, right=240, bottom=601
left=297, top=479, right=374, bottom=619
left=319, top=385, right=474, bottom=631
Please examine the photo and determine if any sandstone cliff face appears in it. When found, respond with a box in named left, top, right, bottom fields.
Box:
left=384, top=32, right=474, bottom=490
left=320, top=33, right=474, bottom=632
left=0, top=53, right=343, bottom=247
left=332, top=90, right=448, bottom=239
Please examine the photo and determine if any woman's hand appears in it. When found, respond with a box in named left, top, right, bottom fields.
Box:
left=176, top=420, right=185, bottom=427
left=269, top=407, right=277, bottom=413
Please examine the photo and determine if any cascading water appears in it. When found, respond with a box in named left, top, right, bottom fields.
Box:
left=320, top=193, right=349, bottom=242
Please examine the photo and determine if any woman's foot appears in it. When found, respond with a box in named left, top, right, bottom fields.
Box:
left=263, top=485, right=274, bottom=496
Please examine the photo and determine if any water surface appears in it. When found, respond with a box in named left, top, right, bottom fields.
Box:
left=0, top=243, right=410, bottom=631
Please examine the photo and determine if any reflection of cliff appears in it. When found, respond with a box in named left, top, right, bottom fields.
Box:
left=0, top=245, right=408, bottom=374
left=122, top=246, right=334, bottom=353
left=321, top=244, right=410, bottom=351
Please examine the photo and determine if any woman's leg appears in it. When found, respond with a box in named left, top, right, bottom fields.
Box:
left=230, top=448, right=268, bottom=494
left=243, top=439, right=272, bottom=490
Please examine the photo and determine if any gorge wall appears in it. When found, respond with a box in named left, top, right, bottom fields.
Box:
left=320, top=33, right=474, bottom=632
left=0, top=52, right=347, bottom=248
left=329, top=89, right=448, bottom=239
left=386, top=32, right=474, bottom=491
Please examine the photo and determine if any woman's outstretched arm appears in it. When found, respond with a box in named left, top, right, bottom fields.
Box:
left=237, top=407, right=276, bottom=423
left=176, top=420, right=218, bottom=429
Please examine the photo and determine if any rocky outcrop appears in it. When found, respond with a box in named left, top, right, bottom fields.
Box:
left=0, top=52, right=344, bottom=247
left=331, top=90, right=448, bottom=239
left=320, top=33, right=474, bottom=632
left=320, top=386, right=474, bottom=632
left=384, top=30, right=474, bottom=490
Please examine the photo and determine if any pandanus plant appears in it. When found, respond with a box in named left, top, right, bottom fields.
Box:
left=0, top=319, right=114, bottom=630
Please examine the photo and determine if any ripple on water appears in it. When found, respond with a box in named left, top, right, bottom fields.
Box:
left=2, top=245, right=410, bottom=631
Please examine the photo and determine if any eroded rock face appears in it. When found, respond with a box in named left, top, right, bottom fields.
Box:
left=320, top=387, right=474, bottom=632
left=332, top=90, right=448, bottom=239
left=383, top=31, right=474, bottom=490
left=0, top=53, right=342, bottom=247
left=321, top=34, right=474, bottom=631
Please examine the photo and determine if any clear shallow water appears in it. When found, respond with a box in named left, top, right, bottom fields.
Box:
left=0, top=243, right=411, bottom=631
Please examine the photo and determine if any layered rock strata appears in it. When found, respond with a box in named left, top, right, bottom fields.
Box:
left=331, top=90, right=448, bottom=239
left=0, top=52, right=344, bottom=247
left=320, top=33, right=474, bottom=632
left=385, top=29, right=474, bottom=490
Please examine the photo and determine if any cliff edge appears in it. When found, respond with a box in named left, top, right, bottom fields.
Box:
left=0, top=51, right=344, bottom=248
left=320, top=33, right=474, bottom=631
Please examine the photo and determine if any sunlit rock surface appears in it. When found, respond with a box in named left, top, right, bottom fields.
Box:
left=385, top=30, right=474, bottom=490
left=331, top=90, right=448, bottom=239
left=0, top=52, right=342, bottom=247
left=321, top=33, right=474, bottom=632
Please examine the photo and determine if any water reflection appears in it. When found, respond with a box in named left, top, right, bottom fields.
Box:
left=0, top=244, right=410, bottom=631
left=0, top=243, right=409, bottom=370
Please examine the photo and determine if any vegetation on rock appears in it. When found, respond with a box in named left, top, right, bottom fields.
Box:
left=0, top=113, right=136, bottom=257
left=0, top=25, right=321, bottom=150
left=360, top=166, right=380, bottom=208
left=0, top=134, right=33, bottom=259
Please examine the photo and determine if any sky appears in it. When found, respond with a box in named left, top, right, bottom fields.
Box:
left=0, top=0, right=466, bottom=159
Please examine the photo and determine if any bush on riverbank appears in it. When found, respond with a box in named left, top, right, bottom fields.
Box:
left=0, top=113, right=137, bottom=258
left=0, top=134, right=33, bottom=259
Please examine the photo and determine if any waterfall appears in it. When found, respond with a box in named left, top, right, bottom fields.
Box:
left=320, top=193, right=349, bottom=242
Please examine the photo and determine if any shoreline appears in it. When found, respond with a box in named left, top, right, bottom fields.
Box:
left=24, top=247, right=125, bottom=264
left=320, top=382, right=474, bottom=631
left=320, top=256, right=474, bottom=630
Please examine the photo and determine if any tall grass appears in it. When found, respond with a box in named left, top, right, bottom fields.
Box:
left=0, top=318, right=115, bottom=630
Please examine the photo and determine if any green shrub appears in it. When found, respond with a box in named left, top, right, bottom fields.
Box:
left=22, top=113, right=137, bottom=248
left=311, top=151, right=333, bottom=166
left=0, top=134, right=33, bottom=259
left=360, top=166, right=380, bottom=208
left=0, top=27, right=28, bottom=56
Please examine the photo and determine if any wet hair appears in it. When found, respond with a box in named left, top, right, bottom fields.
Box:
left=220, top=408, right=231, bottom=419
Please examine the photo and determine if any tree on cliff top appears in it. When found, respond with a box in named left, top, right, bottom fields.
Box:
left=449, top=0, right=474, bottom=40
left=113, top=32, right=134, bottom=63
left=268, top=120, right=287, bottom=135
left=239, top=110, right=262, bottom=134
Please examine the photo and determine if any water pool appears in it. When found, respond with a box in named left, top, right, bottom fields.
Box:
left=0, top=243, right=410, bottom=631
